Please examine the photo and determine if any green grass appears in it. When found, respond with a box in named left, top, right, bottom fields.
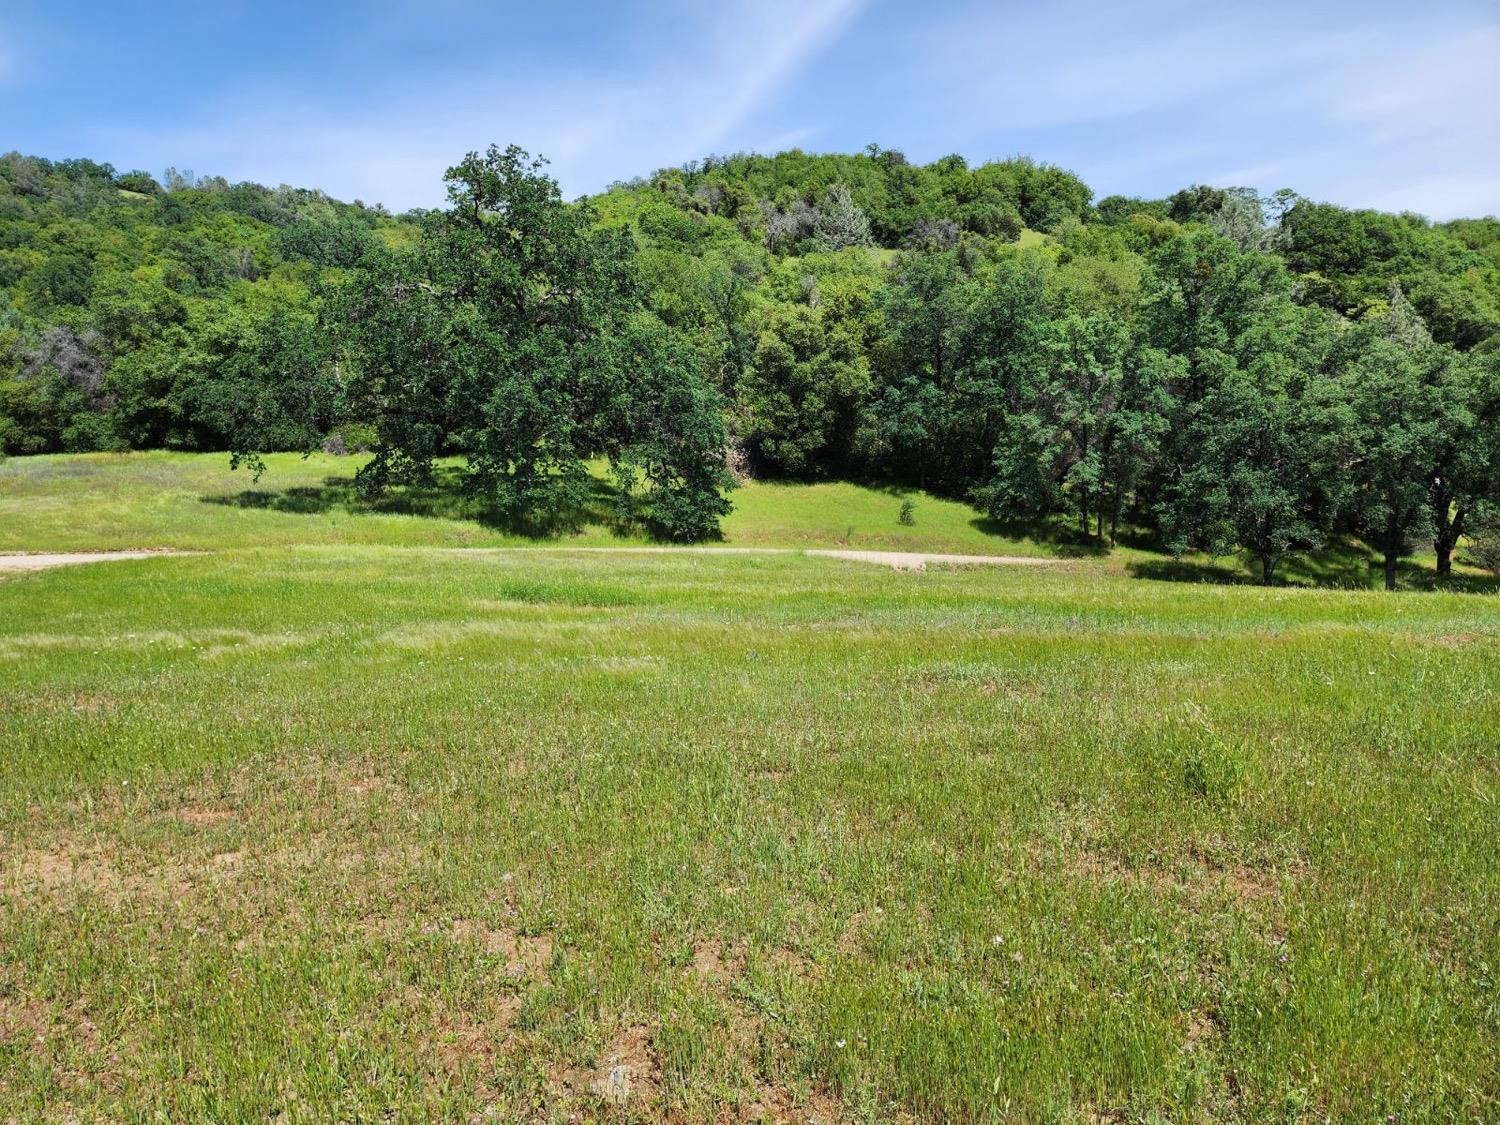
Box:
left=5, top=451, right=1492, bottom=593
left=1, top=455, right=1498, bottom=1121
left=0, top=451, right=1059, bottom=558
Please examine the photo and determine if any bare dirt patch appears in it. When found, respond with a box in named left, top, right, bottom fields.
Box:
left=765, top=945, right=816, bottom=981
left=835, top=911, right=876, bottom=956
left=450, top=922, right=554, bottom=978
left=6, top=834, right=211, bottom=904
left=11, top=847, right=126, bottom=896
left=1185, top=1010, right=1221, bottom=1052
left=411, top=986, right=523, bottom=1082
left=171, top=806, right=235, bottom=828
left=743, top=1084, right=846, bottom=1124
left=1056, top=844, right=1285, bottom=910
left=691, top=939, right=746, bottom=982
left=0, top=991, right=50, bottom=1045
left=575, top=1023, right=661, bottom=1108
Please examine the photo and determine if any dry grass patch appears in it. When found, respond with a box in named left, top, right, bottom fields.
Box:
left=450, top=922, right=555, bottom=978
left=5, top=836, right=192, bottom=903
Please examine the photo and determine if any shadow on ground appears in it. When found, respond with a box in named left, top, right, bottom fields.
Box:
left=205, top=469, right=1500, bottom=591
left=969, top=517, right=1111, bottom=558
left=203, top=466, right=655, bottom=540
left=1128, top=539, right=1500, bottom=593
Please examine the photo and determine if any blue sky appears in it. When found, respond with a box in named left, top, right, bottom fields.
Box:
left=2, top=0, right=1496, bottom=218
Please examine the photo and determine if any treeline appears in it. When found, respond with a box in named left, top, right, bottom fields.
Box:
left=0, top=152, right=411, bottom=454
left=3, top=145, right=1500, bottom=581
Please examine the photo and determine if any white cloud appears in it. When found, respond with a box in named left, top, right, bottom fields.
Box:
left=899, top=1, right=1499, bottom=218
left=41, top=0, right=1499, bottom=219
left=87, top=0, right=865, bottom=209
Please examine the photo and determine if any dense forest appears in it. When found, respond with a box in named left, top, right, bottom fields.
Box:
left=3, top=146, right=1499, bottom=581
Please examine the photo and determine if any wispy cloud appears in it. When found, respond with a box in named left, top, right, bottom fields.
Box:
left=890, top=0, right=1499, bottom=218
left=686, top=0, right=863, bottom=150
left=86, top=0, right=865, bottom=208
left=10, top=0, right=1496, bottom=218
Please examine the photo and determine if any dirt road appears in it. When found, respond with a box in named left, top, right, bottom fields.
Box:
left=0, top=547, right=1056, bottom=574
left=449, top=547, right=1056, bottom=570
left=0, top=551, right=193, bottom=572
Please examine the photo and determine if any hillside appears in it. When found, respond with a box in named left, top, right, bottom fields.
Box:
left=3, top=146, right=1500, bottom=585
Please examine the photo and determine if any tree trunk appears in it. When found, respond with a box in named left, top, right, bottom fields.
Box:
left=1260, top=553, right=1276, bottom=585
left=1434, top=503, right=1465, bottom=578
left=1384, top=550, right=1399, bottom=591
left=1430, top=474, right=1469, bottom=579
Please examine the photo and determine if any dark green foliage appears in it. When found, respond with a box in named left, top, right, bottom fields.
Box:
left=1466, top=505, right=1500, bottom=573
left=332, top=146, right=733, bottom=538
left=1162, top=305, right=1350, bottom=581
left=3, top=142, right=1499, bottom=566
left=1282, top=201, right=1500, bottom=349
left=986, top=313, right=1173, bottom=543
left=1337, top=289, right=1469, bottom=589
left=742, top=301, right=869, bottom=475
left=0, top=149, right=404, bottom=455
left=865, top=251, right=1052, bottom=493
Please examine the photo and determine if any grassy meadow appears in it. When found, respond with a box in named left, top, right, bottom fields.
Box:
left=1, top=453, right=1498, bottom=1121
left=0, top=451, right=1062, bottom=558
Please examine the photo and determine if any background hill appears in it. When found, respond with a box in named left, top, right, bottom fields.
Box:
left=4, top=146, right=1500, bottom=582
left=4, top=146, right=1496, bottom=464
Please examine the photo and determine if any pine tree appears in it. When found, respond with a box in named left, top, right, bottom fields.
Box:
left=813, top=183, right=872, bottom=250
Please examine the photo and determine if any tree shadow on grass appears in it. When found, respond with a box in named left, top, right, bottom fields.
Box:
left=968, top=516, right=1111, bottom=558
left=1127, top=559, right=1255, bottom=586
left=202, top=465, right=657, bottom=540
left=1128, top=538, right=1500, bottom=593
left=1395, top=565, right=1500, bottom=594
